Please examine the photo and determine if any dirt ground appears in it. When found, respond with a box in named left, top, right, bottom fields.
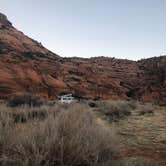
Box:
left=95, top=107, right=166, bottom=166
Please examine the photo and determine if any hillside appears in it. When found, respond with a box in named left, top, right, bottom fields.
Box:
left=0, top=13, right=165, bottom=104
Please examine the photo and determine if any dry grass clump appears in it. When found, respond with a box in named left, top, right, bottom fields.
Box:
left=0, top=99, right=157, bottom=166
left=121, top=157, right=157, bottom=166
left=93, top=100, right=134, bottom=121
left=136, top=103, right=155, bottom=116
left=89, top=100, right=156, bottom=121
left=7, top=94, right=44, bottom=107
left=0, top=104, right=49, bottom=123
left=0, top=103, right=118, bottom=166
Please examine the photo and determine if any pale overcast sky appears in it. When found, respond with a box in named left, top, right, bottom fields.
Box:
left=0, top=0, right=166, bottom=60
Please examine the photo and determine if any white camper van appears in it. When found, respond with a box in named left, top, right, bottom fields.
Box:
left=59, top=94, right=75, bottom=103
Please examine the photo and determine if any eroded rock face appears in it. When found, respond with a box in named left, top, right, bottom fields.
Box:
left=0, top=13, right=165, bottom=104
left=0, top=13, right=12, bottom=28
left=137, top=57, right=166, bottom=103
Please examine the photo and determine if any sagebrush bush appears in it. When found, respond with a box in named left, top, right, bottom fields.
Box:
left=136, top=103, right=154, bottom=116
left=7, top=94, right=44, bottom=107
left=0, top=103, right=118, bottom=166
left=94, top=100, right=133, bottom=121
left=0, top=100, right=156, bottom=166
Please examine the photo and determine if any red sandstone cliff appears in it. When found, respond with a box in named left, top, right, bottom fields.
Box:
left=0, top=13, right=165, bottom=104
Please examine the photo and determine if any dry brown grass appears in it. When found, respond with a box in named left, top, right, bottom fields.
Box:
left=89, top=100, right=164, bottom=166
left=0, top=103, right=118, bottom=166
left=90, top=100, right=135, bottom=122
left=136, top=103, right=155, bottom=116
left=89, top=100, right=156, bottom=122
left=7, top=94, right=44, bottom=107
left=0, top=100, right=159, bottom=166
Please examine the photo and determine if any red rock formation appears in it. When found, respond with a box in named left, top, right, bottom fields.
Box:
left=0, top=13, right=165, bottom=104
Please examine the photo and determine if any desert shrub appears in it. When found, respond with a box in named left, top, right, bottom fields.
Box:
left=158, top=102, right=166, bottom=107
left=0, top=104, right=118, bottom=166
left=104, top=108, right=131, bottom=121
left=0, top=40, right=13, bottom=54
left=0, top=106, right=14, bottom=154
left=88, top=101, right=97, bottom=108
left=11, top=107, right=48, bottom=123
left=7, top=94, right=44, bottom=107
left=120, top=157, right=157, bottom=166
left=137, top=103, right=154, bottom=116
left=126, top=100, right=138, bottom=110
left=96, top=100, right=132, bottom=121
left=22, top=51, right=47, bottom=59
